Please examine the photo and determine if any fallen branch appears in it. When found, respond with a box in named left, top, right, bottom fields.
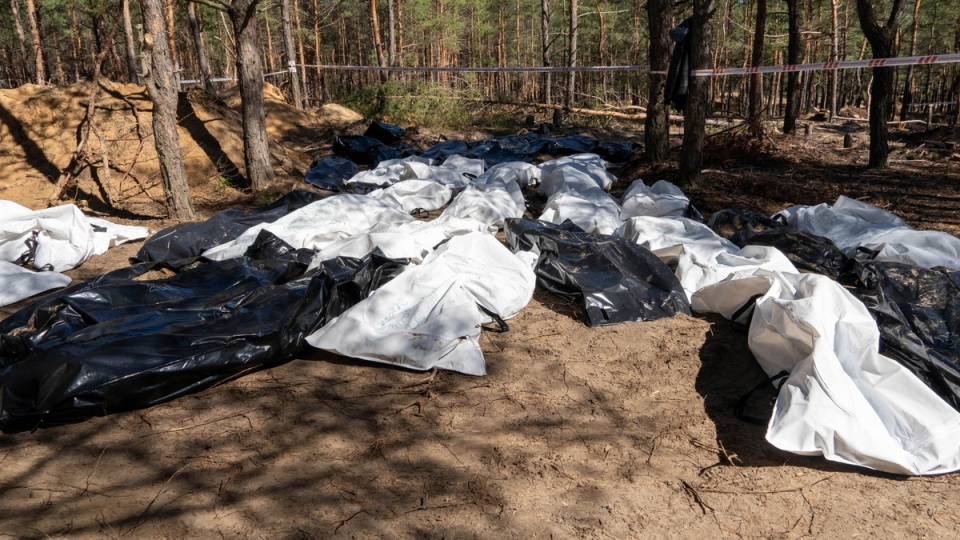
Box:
left=48, top=48, right=112, bottom=205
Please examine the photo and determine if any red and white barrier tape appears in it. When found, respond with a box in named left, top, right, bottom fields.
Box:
left=180, top=53, right=960, bottom=85
left=691, top=53, right=960, bottom=76
left=296, top=64, right=650, bottom=73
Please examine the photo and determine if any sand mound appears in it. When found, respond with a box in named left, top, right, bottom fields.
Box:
left=220, top=82, right=360, bottom=148
left=0, top=80, right=358, bottom=216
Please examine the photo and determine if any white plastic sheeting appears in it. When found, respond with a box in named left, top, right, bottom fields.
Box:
left=366, top=180, right=454, bottom=212
left=539, top=189, right=624, bottom=235
left=0, top=201, right=148, bottom=271
left=307, top=232, right=536, bottom=376
left=693, top=271, right=960, bottom=475
left=306, top=215, right=492, bottom=265
left=617, top=216, right=737, bottom=265
left=0, top=201, right=148, bottom=307
left=0, top=261, right=71, bottom=307
left=346, top=156, right=436, bottom=186
left=533, top=154, right=623, bottom=235
left=615, top=216, right=797, bottom=299
left=538, top=154, right=615, bottom=198
left=441, top=184, right=524, bottom=228
left=202, top=195, right=416, bottom=261
left=620, top=179, right=693, bottom=219
left=475, top=162, right=541, bottom=189
left=676, top=246, right=799, bottom=303
left=777, top=195, right=960, bottom=269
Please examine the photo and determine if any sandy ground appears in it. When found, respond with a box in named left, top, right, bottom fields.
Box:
left=1, top=84, right=959, bottom=537
left=1, top=228, right=959, bottom=539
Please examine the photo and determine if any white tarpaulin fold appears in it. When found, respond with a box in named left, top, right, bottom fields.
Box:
left=538, top=188, right=623, bottom=235
left=538, top=154, right=615, bottom=198
left=346, top=156, right=436, bottom=186
left=617, top=216, right=737, bottom=265
left=307, top=232, right=536, bottom=376
left=366, top=180, right=454, bottom=212
left=441, top=184, right=524, bottom=228
left=0, top=201, right=149, bottom=271
left=0, top=201, right=148, bottom=306
left=0, top=261, right=72, bottom=307
left=692, top=271, right=960, bottom=475
left=475, top=162, right=541, bottom=190
left=202, top=195, right=416, bottom=261
left=620, top=179, right=693, bottom=219
left=306, top=215, right=492, bottom=265
left=777, top=195, right=960, bottom=269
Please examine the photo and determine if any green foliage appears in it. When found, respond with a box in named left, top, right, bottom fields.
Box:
left=338, top=80, right=481, bottom=129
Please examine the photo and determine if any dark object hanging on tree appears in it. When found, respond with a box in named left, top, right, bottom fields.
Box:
left=665, top=18, right=693, bottom=112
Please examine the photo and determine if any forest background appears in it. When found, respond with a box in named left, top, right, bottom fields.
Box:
left=0, top=0, right=959, bottom=218
left=2, top=0, right=957, bottom=127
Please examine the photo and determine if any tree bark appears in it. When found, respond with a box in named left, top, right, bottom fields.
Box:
left=563, top=0, right=579, bottom=125
left=10, top=0, right=31, bottom=83
left=857, top=0, right=904, bottom=168
left=388, top=0, right=397, bottom=66
left=229, top=0, right=274, bottom=189
left=747, top=0, right=766, bottom=137
left=188, top=2, right=215, bottom=94
left=899, top=0, right=922, bottom=121
left=370, top=0, right=388, bottom=83
left=828, top=0, right=840, bottom=118
left=24, top=0, right=44, bottom=84
left=139, top=0, right=196, bottom=220
left=678, top=0, right=715, bottom=187
left=645, top=0, right=671, bottom=163
left=280, top=0, right=303, bottom=108
left=122, top=0, right=141, bottom=84
left=783, top=0, right=801, bottom=133
left=164, top=0, right=179, bottom=85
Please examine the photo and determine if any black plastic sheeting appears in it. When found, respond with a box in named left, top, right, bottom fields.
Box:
left=304, top=157, right=359, bottom=191
left=708, top=209, right=849, bottom=279
left=364, top=120, right=406, bottom=144
left=134, top=190, right=325, bottom=264
left=505, top=218, right=691, bottom=326
left=852, top=261, right=960, bottom=412
left=323, top=123, right=635, bottom=175
left=0, top=233, right=407, bottom=433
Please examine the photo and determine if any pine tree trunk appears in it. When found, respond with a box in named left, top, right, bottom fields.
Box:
left=294, top=2, right=309, bottom=101
left=828, top=0, right=840, bottom=118
left=164, top=0, right=179, bottom=85
left=140, top=0, right=195, bottom=220
left=10, top=0, right=31, bottom=84
left=280, top=0, right=303, bottom=108
left=678, top=0, right=715, bottom=187
left=313, top=0, right=326, bottom=102
left=857, top=0, right=904, bottom=168
left=69, top=2, right=83, bottom=80
left=123, top=0, right=140, bottom=84
left=370, top=0, right=387, bottom=83
left=188, top=2, right=214, bottom=94
left=388, top=0, right=397, bottom=66
left=24, top=0, right=44, bottom=84
left=899, top=0, right=922, bottom=121
left=645, top=0, right=670, bottom=163
left=747, top=0, right=766, bottom=138
left=783, top=0, right=801, bottom=133
left=230, top=0, right=275, bottom=189
left=565, top=0, right=578, bottom=121
left=541, top=0, right=552, bottom=106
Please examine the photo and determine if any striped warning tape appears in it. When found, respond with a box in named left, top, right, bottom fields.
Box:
left=180, top=53, right=960, bottom=85
left=691, top=53, right=960, bottom=76
left=296, top=64, right=651, bottom=73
